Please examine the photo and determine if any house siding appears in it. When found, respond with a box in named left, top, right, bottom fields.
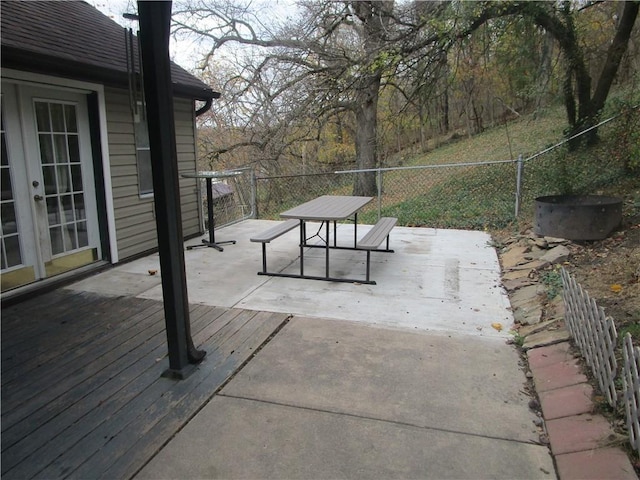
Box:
left=105, top=87, right=201, bottom=261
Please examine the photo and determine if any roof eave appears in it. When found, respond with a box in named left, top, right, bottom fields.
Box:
left=1, top=46, right=220, bottom=101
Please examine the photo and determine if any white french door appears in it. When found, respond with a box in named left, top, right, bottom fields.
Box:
left=1, top=82, right=101, bottom=292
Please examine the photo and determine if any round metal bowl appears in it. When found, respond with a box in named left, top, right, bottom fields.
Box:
left=534, top=195, right=622, bottom=241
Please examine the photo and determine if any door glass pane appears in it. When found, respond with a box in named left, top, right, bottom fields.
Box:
left=64, top=105, right=77, bottom=132
left=4, top=236, right=21, bottom=267
left=46, top=197, right=60, bottom=225
left=63, top=223, right=76, bottom=250
left=1, top=101, right=23, bottom=269
left=50, top=226, right=63, bottom=255
left=68, top=136, right=80, bottom=162
left=35, top=102, right=50, bottom=131
left=1, top=165, right=12, bottom=201
left=1, top=203, right=17, bottom=235
left=56, top=165, right=71, bottom=193
left=74, top=194, right=85, bottom=220
left=39, top=134, right=54, bottom=164
left=1, top=135, right=7, bottom=166
left=42, top=165, right=57, bottom=194
left=71, top=164, right=82, bottom=192
left=77, top=221, right=88, bottom=247
left=61, top=194, right=74, bottom=222
left=50, top=103, right=65, bottom=132
left=54, top=135, right=68, bottom=163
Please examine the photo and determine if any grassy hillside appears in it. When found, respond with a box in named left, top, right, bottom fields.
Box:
left=358, top=103, right=639, bottom=230
left=257, top=101, right=638, bottom=230
left=404, top=106, right=567, bottom=167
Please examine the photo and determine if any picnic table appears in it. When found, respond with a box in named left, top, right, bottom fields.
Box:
left=251, top=195, right=397, bottom=284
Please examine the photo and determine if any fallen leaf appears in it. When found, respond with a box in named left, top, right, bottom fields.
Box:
left=610, top=284, right=623, bottom=293
left=491, top=322, right=503, bottom=331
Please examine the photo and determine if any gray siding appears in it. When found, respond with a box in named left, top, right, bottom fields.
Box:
left=105, top=87, right=201, bottom=261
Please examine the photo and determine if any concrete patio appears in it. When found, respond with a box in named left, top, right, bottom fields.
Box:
left=60, top=219, right=556, bottom=479
left=71, top=219, right=513, bottom=338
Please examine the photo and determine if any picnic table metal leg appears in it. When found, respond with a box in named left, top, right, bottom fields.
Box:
left=261, top=243, right=267, bottom=274
left=365, top=250, right=371, bottom=282
left=333, top=221, right=337, bottom=247
left=299, top=220, right=305, bottom=276
left=354, top=212, right=358, bottom=248
left=325, top=220, right=330, bottom=278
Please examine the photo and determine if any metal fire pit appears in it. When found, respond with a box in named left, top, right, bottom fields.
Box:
left=534, top=195, right=622, bottom=241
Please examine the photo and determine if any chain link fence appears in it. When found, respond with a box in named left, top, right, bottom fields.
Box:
left=209, top=109, right=636, bottom=231
left=253, top=163, right=514, bottom=229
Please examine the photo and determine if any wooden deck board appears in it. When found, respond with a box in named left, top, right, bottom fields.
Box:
left=1, top=289, right=290, bottom=480
left=1, top=294, right=162, bottom=381
left=1, top=299, right=164, bottom=385
left=2, top=304, right=168, bottom=434
left=1, top=310, right=170, bottom=467
left=1, top=298, right=165, bottom=409
left=1, top=292, right=126, bottom=361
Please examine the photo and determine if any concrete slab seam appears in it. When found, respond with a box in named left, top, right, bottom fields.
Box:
left=218, top=392, right=545, bottom=447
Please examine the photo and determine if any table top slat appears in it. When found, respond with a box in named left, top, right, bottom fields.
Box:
left=181, top=170, right=242, bottom=179
left=280, top=195, right=373, bottom=221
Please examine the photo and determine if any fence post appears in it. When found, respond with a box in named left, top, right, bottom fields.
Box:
left=377, top=169, right=382, bottom=220
left=251, top=169, right=258, bottom=219
left=515, top=154, right=523, bottom=217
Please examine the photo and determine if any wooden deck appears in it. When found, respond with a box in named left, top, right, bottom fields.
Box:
left=1, top=288, right=290, bottom=479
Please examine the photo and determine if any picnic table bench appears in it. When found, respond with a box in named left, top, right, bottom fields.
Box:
left=250, top=219, right=299, bottom=275
left=357, top=217, right=397, bottom=283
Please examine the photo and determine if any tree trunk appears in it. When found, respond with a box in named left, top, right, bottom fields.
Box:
left=535, top=30, right=554, bottom=113
left=353, top=72, right=381, bottom=196
left=440, top=83, right=450, bottom=134
left=591, top=1, right=639, bottom=116
left=350, top=1, right=393, bottom=197
left=527, top=1, right=638, bottom=146
left=419, top=103, right=426, bottom=152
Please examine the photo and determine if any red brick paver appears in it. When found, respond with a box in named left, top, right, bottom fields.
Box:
left=546, top=413, right=616, bottom=455
left=527, top=342, right=574, bottom=369
left=523, top=328, right=637, bottom=478
left=555, top=447, right=638, bottom=480
left=538, top=383, right=594, bottom=420
left=532, top=358, right=588, bottom=393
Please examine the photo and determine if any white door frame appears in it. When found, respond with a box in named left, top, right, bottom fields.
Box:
left=20, top=85, right=101, bottom=274
left=2, top=89, right=38, bottom=274
left=2, top=70, right=118, bottom=263
left=1, top=73, right=118, bottom=287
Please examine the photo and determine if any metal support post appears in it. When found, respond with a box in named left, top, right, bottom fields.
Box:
left=377, top=169, right=382, bottom=221
left=515, top=154, right=524, bottom=217
left=138, top=1, right=205, bottom=379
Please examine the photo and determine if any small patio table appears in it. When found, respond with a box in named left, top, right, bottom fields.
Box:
left=280, top=195, right=373, bottom=282
left=181, top=170, right=241, bottom=252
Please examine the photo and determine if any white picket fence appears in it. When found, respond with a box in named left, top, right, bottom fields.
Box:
left=623, top=333, right=640, bottom=456
left=561, top=268, right=640, bottom=456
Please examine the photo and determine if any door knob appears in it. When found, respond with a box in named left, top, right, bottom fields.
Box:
left=34, top=194, right=44, bottom=201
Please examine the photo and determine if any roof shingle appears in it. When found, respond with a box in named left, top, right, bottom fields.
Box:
left=1, top=0, right=218, bottom=100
